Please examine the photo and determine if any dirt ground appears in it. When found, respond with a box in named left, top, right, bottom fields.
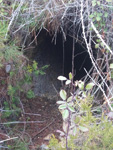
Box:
left=21, top=97, right=63, bottom=149
left=0, top=67, right=63, bottom=149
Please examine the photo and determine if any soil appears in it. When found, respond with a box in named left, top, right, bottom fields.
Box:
left=0, top=67, right=8, bottom=99
left=21, top=97, right=63, bottom=149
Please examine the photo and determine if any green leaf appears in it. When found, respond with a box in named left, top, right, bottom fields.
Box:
left=72, top=126, right=77, bottom=136
left=100, top=42, right=104, bottom=47
left=96, top=108, right=102, bottom=114
left=89, top=14, right=94, bottom=18
left=111, top=71, right=113, bottom=78
left=110, top=64, right=113, bottom=69
left=65, top=80, right=71, bottom=85
left=97, top=1, right=100, bottom=5
left=106, top=0, right=112, bottom=2
left=67, top=96, right=73, bottom=102
left=95, top=23, right=99, bottom=28
left=69, top=72, right=73, bottom=80
left=96, top=39, right=100, bottom=42
left=92, top=1, right=96, bottom=6
left=57, top=76, right=67, bottom=81
left=62, top=109, right=69, bottom=120
left=41, top=65, right=49, bottom=70
left=104, top=12, right=108, bottom=18
left=32, top=61, right=38, bottom=70
left=39, top=70, right=46, bottom=75
left=96, top=16, right=101, bottom=21
left=68, top=106, right=75, bottom=112
left=0, top=0, right=3, bottom=3
left=79, top=126, right=88, bottom=132
left=94, top=12, right=97, bottom=16
left=95, top=44, right=99, bottom=49
left=60, top=90, right=67, bottom=100
left=63, top=121, right=68, bottom=132
left=57, top=101, right=65, bottom=104
left=99, top=13, right=102, bottom=16
left=59, top=104, right=67, bottom=110
left=26, top=90, right=35, bottom=99
left=86, top=82, right=95, bottom=90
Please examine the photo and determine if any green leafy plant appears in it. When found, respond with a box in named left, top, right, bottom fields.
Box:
left=48, top=72, right=113, bottom=150
left=2, top=85, right=20, bottom=118
left=26, top=90, right=35, bottom=99
left=49, top=75, right=113, bottom=149
left=8, top=139, right=28, bottom=150
left=2, top=59, right=49, bottom=119
left=51, top=73, right=94, bottom=149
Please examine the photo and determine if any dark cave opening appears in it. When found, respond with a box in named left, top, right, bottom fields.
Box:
left=34, top=29, right=92, bottom=80
left=57, top=35, right=92, bottom=80
left=32, top=29, right=93, bottom=98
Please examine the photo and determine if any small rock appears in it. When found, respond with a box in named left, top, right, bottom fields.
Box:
left=5, top=64, right=11, bottom=73
left=43, top=133, right=53, bottom=141
left=40, top=144, right=48, bottom=150
left=107, top=112, right=113, bottom=119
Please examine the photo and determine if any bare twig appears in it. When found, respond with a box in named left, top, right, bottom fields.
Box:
left=32, top=119, right=54, bottom=139
left=0, top=137, right=18, bottom=144
left=0, top=121, right=44, bottom=125
left=80, top=0, right=113, bottom=111
left=91, top=22, right=113, bottom=55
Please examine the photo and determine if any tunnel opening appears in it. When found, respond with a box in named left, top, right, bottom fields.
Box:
left=34, top=29, right=92, bottom=79
left=32, top=29, right=93, bottom=99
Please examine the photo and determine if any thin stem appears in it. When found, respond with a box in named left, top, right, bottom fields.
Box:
left=66, top=110, right=71, bottom=150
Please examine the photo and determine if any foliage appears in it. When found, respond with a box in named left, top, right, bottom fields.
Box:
left=48, top=135, right=64, bottom=150
left=49, top=118, right=113, bottom=150
left=26, top=90, right=35, bottom=99
left=2, top=84, right=20, bottom=118
left=2, top=60, right=48, bottom=119
left=5, top=0, right=113, bottom=50
left=89, top=0, right=112, bottom=51
left=0, top=1, right=49, bottom=119
left=49, top=73, right=113, bottom=150
left=8, top=139, right=28, bottom=150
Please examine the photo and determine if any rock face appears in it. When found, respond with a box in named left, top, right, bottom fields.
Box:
left=33, top=33, right=63, bottom=100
